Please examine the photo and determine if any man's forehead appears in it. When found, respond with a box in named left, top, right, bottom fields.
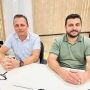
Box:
left=13, top=18, right=26, bottom=24
left=14, top=17, right=25, bottom=21
left=67, top=18, right=81, bottom=24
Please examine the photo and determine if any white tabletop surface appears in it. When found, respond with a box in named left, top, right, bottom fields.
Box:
left=0, top=63, right=90, bottom=90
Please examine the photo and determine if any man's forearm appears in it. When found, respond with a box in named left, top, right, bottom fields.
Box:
left=48, top=59, right=64, bottom=76
left=23, top=55, right=39, bottom=65
left=86, top=65, right=90, bottom=78
left=0, top=53, right=5, bottom=63
left=86, top=57, right=90, bottom=79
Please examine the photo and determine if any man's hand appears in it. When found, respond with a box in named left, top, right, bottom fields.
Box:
left=70, top=70, right=89, bottom=84
left=1, top=56, right=19, bottom=70
left=60, top=69, right=81, bottom=85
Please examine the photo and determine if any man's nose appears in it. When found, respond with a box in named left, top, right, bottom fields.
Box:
left=72, top=25, right=77, bottom=30
left=18, top=25, right=22, bottom=29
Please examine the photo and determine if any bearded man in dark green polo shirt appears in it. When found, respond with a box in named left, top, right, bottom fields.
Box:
left=48, top=14, right=90, bottom=85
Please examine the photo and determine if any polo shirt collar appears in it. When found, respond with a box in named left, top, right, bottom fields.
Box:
left=63, top=34, right=82, bottom=42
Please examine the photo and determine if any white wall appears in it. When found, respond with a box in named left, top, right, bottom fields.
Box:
left=2, top=0, right=33, bottom=38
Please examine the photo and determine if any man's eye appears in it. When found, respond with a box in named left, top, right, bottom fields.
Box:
left=76, top=24, right=80, bottom=26
left=21, top=24, right=25, bottom=26
left=69, top=24, right=73, bottom=27
left=15, top=25, right=19, bottom=27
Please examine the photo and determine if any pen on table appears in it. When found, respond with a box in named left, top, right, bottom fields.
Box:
left=13, top=84, right=34, bottom=90
left=3, top=71, right=7, bottom=75
left=13, top=85, right=45, bottom=90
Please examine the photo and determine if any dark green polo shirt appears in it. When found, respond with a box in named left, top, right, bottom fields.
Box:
left=49, top=34, right=90, bottom=70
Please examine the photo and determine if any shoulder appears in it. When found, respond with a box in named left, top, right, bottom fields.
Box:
left=3, top=32, right=16, bottom=48
left=6, top=32, right=16, bottom=40
left=51, top=34, right=65, bottom=47
left=28, top=31, right=40, bottom=42
left=83, top=35, right=90, bottom=41
left=83, top=35, right=90, bottom=43
left=81, top=35, right=90, bottom=47
left=54, top=34, right=65, bottom=43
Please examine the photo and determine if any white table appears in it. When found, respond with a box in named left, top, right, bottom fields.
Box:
left=0, top=63, right=90, bottom=90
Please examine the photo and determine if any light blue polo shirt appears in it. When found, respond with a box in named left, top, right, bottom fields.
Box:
left=4, top=31, right=41, bottom=63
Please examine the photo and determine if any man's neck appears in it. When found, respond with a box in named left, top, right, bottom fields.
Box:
left=67, top=35, right=78, bottom=44
left=19, top=35, right=27, bottom=42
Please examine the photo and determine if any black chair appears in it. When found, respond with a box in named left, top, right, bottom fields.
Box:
left=0, top=41, right=3, bottom=48
left=40, top=41, right=47, bottom=64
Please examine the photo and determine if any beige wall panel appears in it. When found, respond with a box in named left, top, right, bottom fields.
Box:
left=0, top=0, right=5, bottom=42
left=40, top=35, right=59, bottom=52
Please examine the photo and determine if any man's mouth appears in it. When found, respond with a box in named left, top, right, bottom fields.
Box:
left=71, top=30, right=78, bottom=33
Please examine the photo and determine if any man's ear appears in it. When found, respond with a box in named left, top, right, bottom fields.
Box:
left=27, top=25, right=29, bottom=28
left=64, top=25, right=66, bottom=30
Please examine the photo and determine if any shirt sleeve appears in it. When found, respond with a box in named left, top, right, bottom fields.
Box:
left=33, top=35, right=41, bottom=50
left=49, top=38, right=60, bottom=56
left=85, top=38, right=90, bottom=56
left=3, top=34, right=12, bottom=48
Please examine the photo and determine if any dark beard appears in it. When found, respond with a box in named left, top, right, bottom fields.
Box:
left=67, top=32, right=79, bottom=38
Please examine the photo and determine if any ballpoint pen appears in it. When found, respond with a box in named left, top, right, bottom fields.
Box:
left=13, top=84, right=34, bottom=90
left=13, top=84, right=45, bottom=90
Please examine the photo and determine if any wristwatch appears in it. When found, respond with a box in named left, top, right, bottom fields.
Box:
left=19, top=60, right=24, bottom=67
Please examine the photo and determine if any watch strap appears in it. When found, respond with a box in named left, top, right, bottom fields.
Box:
left=19, top=60, right=24, bottom=67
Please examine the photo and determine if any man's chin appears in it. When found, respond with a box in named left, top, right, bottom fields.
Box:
left=67, top=33, right=79, bottom=38
left=71, top=32, right=78, bottom=35
left=18, top=34, right=24, bottom=36
left=18, top=32, right=24, bottom=35
left=69, top=35, right=79, bottom=38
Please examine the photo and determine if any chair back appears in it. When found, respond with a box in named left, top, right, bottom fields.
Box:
left=40, top=41, right=44, bottom=63
left=0, top=41, right=3, bottom=48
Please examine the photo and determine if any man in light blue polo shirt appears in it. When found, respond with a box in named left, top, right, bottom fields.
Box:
left=0, top=14, right=41, bottom=70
